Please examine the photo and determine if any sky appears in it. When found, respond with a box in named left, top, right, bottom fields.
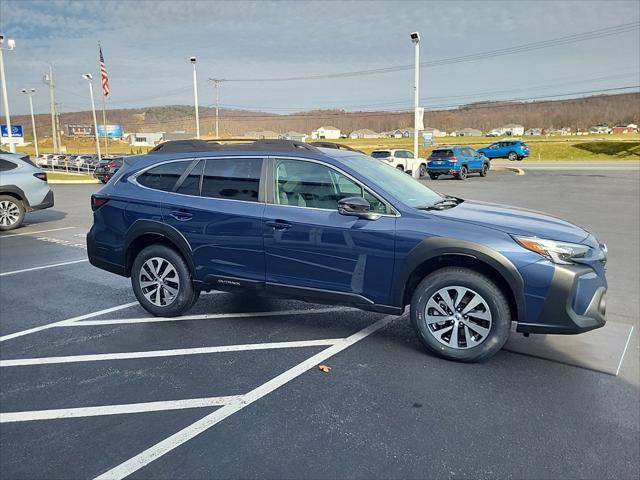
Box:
left=1, top=0, right=639, bottom=116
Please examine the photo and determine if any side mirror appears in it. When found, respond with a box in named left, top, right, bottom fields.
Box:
left=338, top=197, right=380, bottom=220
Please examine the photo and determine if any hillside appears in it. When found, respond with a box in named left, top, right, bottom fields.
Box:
left=3, top=92, right=639, bottom=139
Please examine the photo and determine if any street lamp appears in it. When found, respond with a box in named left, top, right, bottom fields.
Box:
left=410, top=31, right=420, bottom=170
left=20, top=88, right=38, bottom=157
left=0, top=35, right=17, bottom=153
left=190, top=57, right=200, bottom=139
left=82, top=73, right=102, bottom=162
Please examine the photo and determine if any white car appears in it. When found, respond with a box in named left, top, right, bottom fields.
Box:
left=370, top=149, right=427, bottom=177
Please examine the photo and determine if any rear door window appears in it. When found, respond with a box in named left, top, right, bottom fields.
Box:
left=137, top=161, right=190, bottom=191
left=201, top=158, right=262, bottom=202
left=175, top=160, right=203, bottom=196
left=0, top=159, right=17, bottom=172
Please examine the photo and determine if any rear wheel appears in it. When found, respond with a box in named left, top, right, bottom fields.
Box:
left=419, top=164, right=427, bottom=177
left=410, top=267, right=512, bottom=362
left=396, top=165, right=405, bottom=172
left=131, top=244, right=198, bottom=317
left=480, top=163, right=489, bottom=177
left=508, top=151, right=518, bottom=161
left=429, top=173, right=440, bottom=180
left=456, top=165, right=468, bottom=180
left=0, top=196, right=25, bottom=231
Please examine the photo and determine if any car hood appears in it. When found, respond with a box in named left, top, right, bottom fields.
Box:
left=434, top=199, right=590, bottom=244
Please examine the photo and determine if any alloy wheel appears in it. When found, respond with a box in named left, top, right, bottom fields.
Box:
left=0, top=201, right=20, bottom=227
left=138, top=257, right=180, bottom=307
left=423, top=286, right=493, bottom=349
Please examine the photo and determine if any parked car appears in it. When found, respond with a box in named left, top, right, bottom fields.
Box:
left=427, top=146, right=490, bottom=180
left=88, top=139, right=608, bottom=362
left=371, top=148, right=427, bottom=176
left=477, top=140, right=530, bottom=161
left=0, top=151, right=54, bottom=230
left=94, top=157, right=124, bottom=183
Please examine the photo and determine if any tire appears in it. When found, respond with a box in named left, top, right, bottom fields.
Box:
left=396, top=165, right=404, bottom=172
left=480, top=163, right=489, bottom=177
left=429, top=173, right=440, bottom=180
left=508, top=151, right=518, bottom=161
left=456, top=165, right=468, bottom=180
left=517, top=156, right=524, bottom=161
left=410, top=267, right=512, bottom=362
left=131, top=244, right=198, bottom=317
left=419, top=163, right=427, bottom=177
left=0, top=195, right=25, bottom=231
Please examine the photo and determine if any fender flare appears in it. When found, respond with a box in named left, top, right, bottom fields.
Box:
left=123, top=219, right=195, bottom=275
left=394, top=237, right=526, bottom=322
left=0, top=185, right=29, bottom=207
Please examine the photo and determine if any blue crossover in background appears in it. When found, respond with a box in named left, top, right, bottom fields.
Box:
left=426, top=146, right=490, bottom=180
left=88, top=139, right=607, bottom=362
left=477, top=140, right=530, bottom=161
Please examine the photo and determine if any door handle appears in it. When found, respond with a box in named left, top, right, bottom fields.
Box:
left=170, top=210, right=193, bottom=221
left=266, top=220, right=291, bottom=230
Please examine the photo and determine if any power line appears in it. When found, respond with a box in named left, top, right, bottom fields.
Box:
left=222, top=22, right=639, bottom=82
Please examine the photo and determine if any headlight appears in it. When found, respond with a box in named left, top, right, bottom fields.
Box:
left=513, top=236, right=590, bottom=265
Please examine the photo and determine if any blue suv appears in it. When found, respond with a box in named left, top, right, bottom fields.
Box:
left=88, top=139, right=608, bottom=362
left=477, top=140, right=529, bottom=161
left=427, top=146, right=490, bottom=180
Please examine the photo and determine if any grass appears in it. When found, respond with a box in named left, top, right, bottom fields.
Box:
left=46, top=171, right=96, bottom=181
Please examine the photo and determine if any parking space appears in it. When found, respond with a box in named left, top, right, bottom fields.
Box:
left=1, top=172, right=638, bottom=479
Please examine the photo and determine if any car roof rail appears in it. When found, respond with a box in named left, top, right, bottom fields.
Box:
left=308, top=142, right=365, bottom=154
left=149, top=138, right=319, bottom=154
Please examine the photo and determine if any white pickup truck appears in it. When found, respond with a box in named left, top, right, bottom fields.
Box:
left=371, top=149, right=427, bottom=177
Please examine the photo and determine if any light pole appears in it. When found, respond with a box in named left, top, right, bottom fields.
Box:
left=0, top=35, right=17, bottom=153
left=21, top=88, right=38, bottom=157
left=190, top=57, right=200, bottom=139
left=209, top=78, right=223, bottom=138
left=410, top=32, right=420, bottom=167
left=82, top=74, right=102, bottom=162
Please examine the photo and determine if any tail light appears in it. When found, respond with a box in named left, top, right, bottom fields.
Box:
left=33, top=172, right=48, bottom=182
left=91, top=195, right=109, bottom=211
left=448, top=156, right=458, bottom=162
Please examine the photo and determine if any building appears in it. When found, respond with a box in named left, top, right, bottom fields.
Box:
left=455, top=128, right=482, bottom=137
left=501, top=124, right=525, bottom=136
left=423, top=127, right=446, bottom=137
left=280, top=131, right=308, bottom=142
left=525, top=128, right=542, bottom=136
left=311, top=126, right=341, bottom=139
left=66, top=124, right=93, bottom=136
left=162, top=132, right=194, bottom=142
left=246, top=130, right=280, bottom=140
left=612, top=124, right=638, bottom=134
left=125, top=132, right=164, bottom=147
left=589, top=124, right=611, bottom=134
left=349, top=129, right=380, bottom=139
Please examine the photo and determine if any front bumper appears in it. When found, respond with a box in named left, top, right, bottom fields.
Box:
left=517, top=263, right=607, bottom=335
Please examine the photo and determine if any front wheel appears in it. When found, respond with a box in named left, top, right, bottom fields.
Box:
left=508, top=151, right=518, bottom=161
left=131, top=244, right=198, bottom=317
left=456, top=165, right=468, bottom=180
left=480, top=163, right=489, bottom=177
left=410, top=267, right=512, bottom=362
left=0, top=196, right=25, bottom=231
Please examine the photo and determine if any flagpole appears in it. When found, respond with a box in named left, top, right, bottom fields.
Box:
left=98, top=42, right=109, bottom=157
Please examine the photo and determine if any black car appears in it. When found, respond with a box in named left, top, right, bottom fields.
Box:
left=94, top=157, right=124, bottom=183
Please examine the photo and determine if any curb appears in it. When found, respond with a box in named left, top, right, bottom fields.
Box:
left=48, top=180, right=100, bottom=184
left=492, top=166, right=525, bottom=176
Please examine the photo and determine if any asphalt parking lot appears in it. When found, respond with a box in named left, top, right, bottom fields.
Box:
left=1, top=167, right=639, bottom=479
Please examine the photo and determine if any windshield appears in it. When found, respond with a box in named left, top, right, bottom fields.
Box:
left=371, top=150, right=391, bottom=158
left=340, top=154, right=442, bottom=208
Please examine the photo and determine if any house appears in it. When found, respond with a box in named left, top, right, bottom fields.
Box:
left=245, top=130, right=280, bottom=139
left=349, top=129, right=380, bottom=139
left=279, top=131, right=308, bottom=142
left=612, top=124, right=638, bottom=134
left=589, top=124, right=611, bottom=134
left=525, top=128, right=542, bottom=136
left=311, top=126, right=341, bottom=139
left=455, top=128, right=482, bottom=137
left=502, top=124, right=525, bottom=136
left=125, top=132, right=164, bottom=147
left=423, top=127, right=446, bottom=137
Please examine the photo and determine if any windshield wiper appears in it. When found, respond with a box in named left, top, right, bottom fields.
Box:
left=417, top=196, right=462, bottom=211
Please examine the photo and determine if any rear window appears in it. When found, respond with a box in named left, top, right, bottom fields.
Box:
left=429, top=149, right=454, bottom=159
left=0, top=159, right=17, bottom=172
left=201, top=158, right=262, bottom=202
left=371, top=151, right=391, bottom=159
left=137, top=161, right=190, bottom=192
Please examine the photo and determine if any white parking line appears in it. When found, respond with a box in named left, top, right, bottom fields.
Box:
left=0, top=258, right=88, bottom=277
left=94, top=314, right=397, bottom=480
left=0, top=338, right=343, bottom=367
left=0, top=226, right=78, bottom=238
left=616, top=325, right=634, bottom=376
left=0, top=301, right=139, bottom=342
left=0, top=395, right=245, bottom=423
left=70, top=307, right=347, bottom=326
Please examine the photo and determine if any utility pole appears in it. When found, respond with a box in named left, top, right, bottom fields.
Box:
left=44, top=64, right=58, bottom=153
left=410, top=32, right=421, bottom=165
left=0, top=35, right=17, bottom=153
left=21, top=88, right=39, bottom=157
left=55, top=104, right=62, bottom=152
left=210, top=78, right=223, bottom=138
left=190, top=57, right=200, bottom=139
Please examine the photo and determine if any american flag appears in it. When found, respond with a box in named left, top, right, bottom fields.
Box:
left=99, top=46, right=110, bottom=97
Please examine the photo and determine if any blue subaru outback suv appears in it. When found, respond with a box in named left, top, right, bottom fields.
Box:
left=427, top=146, right=490, bottom=180
left=88, top=139, right=607, bottom=362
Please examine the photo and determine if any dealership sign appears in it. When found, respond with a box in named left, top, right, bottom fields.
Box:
left=1, top=124, right=24, bottom=138
left=97, top=124, right=124, bottom=138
